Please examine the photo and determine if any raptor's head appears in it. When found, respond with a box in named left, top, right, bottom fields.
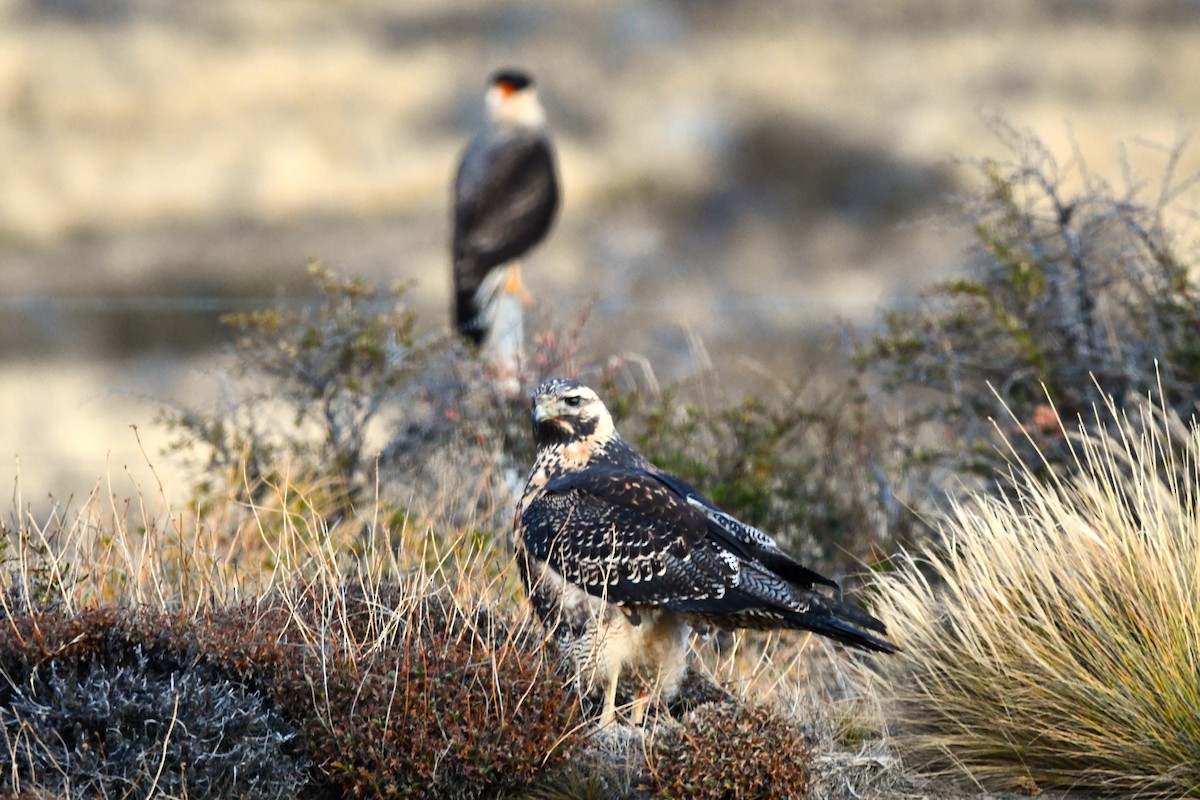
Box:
left=485, top=68, right=546, bottom=129
left=530, top=378, right=614, bottom=447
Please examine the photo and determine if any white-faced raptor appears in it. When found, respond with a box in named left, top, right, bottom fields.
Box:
left=515, top=378, right=896, bottom=727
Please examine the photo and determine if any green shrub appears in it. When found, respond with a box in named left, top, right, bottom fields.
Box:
left=162, top=263, right=426, bottom=524
left=858, top=121, right=1200, bottom=493
left=162, top=259, right=919, bottom=579
left=161, top=264, right=598, bottom=548
left=864, top=400, right=1200, bottom=796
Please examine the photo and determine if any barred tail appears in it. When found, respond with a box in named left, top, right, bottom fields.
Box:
left=786, top=596, right=898, bottom=654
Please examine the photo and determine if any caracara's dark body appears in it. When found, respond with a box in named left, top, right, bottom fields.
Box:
left=453, top=69, right=559, bottom=346
left=515, top=378, right=896, bottom=725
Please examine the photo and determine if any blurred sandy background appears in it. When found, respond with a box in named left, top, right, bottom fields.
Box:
left=2, top=0, right=1199, bottom=510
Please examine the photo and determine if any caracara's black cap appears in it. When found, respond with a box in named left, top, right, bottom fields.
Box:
left=489, top=68, right=534, bottom=91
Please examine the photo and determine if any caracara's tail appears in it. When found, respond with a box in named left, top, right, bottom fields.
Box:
left=454, top=292, right=486, bottom=345
left=453, top=252, right=486, bottom=345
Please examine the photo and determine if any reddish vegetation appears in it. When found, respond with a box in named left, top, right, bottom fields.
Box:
left=648, top=701, right=812, bottom=800
left=0, top=586, right=582, bottom=799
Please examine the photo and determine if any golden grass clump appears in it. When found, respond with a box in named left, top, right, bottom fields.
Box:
left=864, top=398, right=1200, bottom=797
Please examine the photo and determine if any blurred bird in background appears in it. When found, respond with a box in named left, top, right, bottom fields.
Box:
left=452, top=69, right=559, bottom=386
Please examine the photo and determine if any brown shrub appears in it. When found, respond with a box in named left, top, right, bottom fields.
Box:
left=647, top=701, right=812, bottom=800
left=259, top=583, right=583, bottom=800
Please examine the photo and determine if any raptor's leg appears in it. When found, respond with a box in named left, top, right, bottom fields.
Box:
left=598, top=667, right=620, bottom=728
left=630, top=689, right=649, bottom=726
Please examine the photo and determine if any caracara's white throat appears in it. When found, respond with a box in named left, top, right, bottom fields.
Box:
left=486, top=84, right=547, bottom=129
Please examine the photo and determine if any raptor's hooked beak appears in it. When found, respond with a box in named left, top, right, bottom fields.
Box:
left=531, top=395, right=569, bottom=436
left=532, top=395, right=555, bottom=425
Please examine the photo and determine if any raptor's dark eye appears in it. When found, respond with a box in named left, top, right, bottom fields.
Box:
left=564, top=395, right=583, bottom=408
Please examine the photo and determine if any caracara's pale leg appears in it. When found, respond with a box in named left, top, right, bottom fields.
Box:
left=479, top=264, right=524, bottom=398
left=599, top=668, right=620, bottom=728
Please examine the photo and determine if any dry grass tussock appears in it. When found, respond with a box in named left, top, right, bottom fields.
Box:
left=862, top=394, right=1200, bottom=797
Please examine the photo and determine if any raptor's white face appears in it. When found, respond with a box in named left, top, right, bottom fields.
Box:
left=485, top=84, right=547, bottom=129
left=532, top=381, right=614, bottom=443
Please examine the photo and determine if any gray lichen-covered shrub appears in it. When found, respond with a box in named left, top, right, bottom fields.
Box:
left=0, top=587, right=585, bottom=800
left=0, top=608, right=306, bottom=799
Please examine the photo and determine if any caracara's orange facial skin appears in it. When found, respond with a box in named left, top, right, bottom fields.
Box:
left=496, top=81, right=516, bottom=98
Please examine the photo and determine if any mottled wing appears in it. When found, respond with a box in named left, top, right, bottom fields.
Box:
left=652, top=472, right=889, bottom=637
left=630, top=468, right=893, bottom=644
left=520, top=464, right=897, bottom=653
left=649, top=470, right=840, bottom=592
left=520, top=466, right=743, bottom=608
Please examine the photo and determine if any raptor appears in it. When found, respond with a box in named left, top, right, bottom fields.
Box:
left=515, top=378, right=896, bottom=726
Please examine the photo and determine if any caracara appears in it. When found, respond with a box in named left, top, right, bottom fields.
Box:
left=452, top=69, right=559, bottom=367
